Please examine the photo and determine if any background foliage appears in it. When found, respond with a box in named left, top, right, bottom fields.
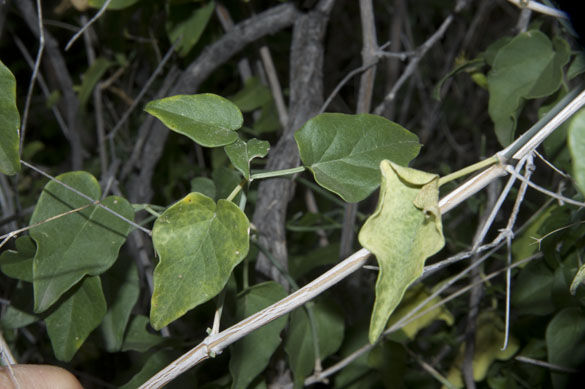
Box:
left=1, top=0, right=585, bottom=388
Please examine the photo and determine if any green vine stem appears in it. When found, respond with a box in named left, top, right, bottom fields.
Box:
left=438, top=155, right=500, bottom=187
left=250, top=166, right=306, bottom=180
left=226, top=179, right=247, bottom=202
left=226, top=167, right=306, bottom=202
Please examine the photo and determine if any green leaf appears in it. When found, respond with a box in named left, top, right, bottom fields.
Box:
left=119, top=350, right=174, bottom=389
left=358, top=160, right=444, bottom=343
left=433, top=57, right=485, bottom=100
left=150, top=192, right=249, bottom=329
left=487, top=31, right=571, bottom=146
left=228, top=77, right=272, bottom=112
left=512, top=204, right=555, bottom=266
left=78, top=58, right=112, bottom=108
left=253, top=101, right=280, bottom=134
left=541, top=88, right=571, bottom=172
left=0, top=283, right=38, bottom=330
left=334, top=322, right=378, bottom=389
left=225, top=138, right=270, bottom=180
left=0, top=236, right=36, bottom=282
left=145, top=94, right=243, bottom=147
left=295, top=113, right=420, bottom=203
left=0, top=60, right=21, bottom=175
left=511, top=261, right=555, bottom=316
left=213, top=166, right=242, bottom=201
left=289, top=243, right=340, bottom=279
left=122, top=315, right=164, bottom=352
left=568, top=108, right=585, bottom=196
left=568, top=52, right=585, bottom=80
left=570, top=264, right=585, bottom=296
left=45, top=275, right=107, bottom=361
left=88, top=0, right=139, bottom=10
left=229, top=282, right=288, bottom=389
left=546, top=308, right=585, bottom=389
left=386, top=284, right=454, bottom=340
left=285, top=300, right=345, bottom=389
left=551, top=264, right=585, bottom=309
left=30, top=171, right=134, bottom=313
left=99, top=258, right=140, bottom=352
left=166, top=1, right=215, bottom=57
left=367, top=341, right=407, bottom=389
left=481, top=36, right=514, bottom=67
left=190, top=177, right=217, bottom=199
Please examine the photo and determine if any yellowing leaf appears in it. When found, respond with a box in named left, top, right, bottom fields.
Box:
left=445, top=311, right=520, bottom=388
left=150, top=193, right=249, bottom=329
left=386, top=284, right=454, bottom=340
left=88, top=0, right=139, bottom=10
left=358, top=160, right=444, bottom=343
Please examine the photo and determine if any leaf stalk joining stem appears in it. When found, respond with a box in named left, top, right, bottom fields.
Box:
left=438, top=155, right=499, bottom=187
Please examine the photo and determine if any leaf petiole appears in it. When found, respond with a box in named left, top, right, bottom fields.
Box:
left=250, top=166, right=306, bottom=180
left=226, top=179, right=247, bottom=202
left=438, top=155, right=499, bottom=187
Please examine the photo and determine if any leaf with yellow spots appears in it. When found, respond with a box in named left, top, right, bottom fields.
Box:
left=358, top=160, right=444, bottom=343
left=150, top=193, right=249, bottom=329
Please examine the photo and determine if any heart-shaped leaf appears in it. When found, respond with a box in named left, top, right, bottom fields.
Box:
left=0, top=283, right=38, bottom=330
left=228, top=77, right=272, bottom=112
left=295, top=113, right=420, bottom=203
left=119, top=350, right=176, bottom=389
left=487, top=31, right=570, bottom=146
left=78, top=57, right=112, bottom=109
left=0, top=236, right=35, bottom=282
left=446, top=311, right=519, bottom=387
left=99, top=258, right=140, bottom=352
left=190, top=177, right=217, bottom=199
left=122, top=315, right=164, bottom=352
left=145, top=94, right=243, bottom=147
left=150, top=192, right=249, bottom=330
left=358, top=160, right=444, bottom=343
left=229, top=282, right=288, bottom=389
left=30, top=171, right=134, bottom=313
left=166, top=1, right=215, bottom=57
left=284, top=300, right=345, bottom=389
left=546, top=307, right=585, bottom=389
left=45, top=275, right=107, bottom=362
left=0, top=60, right=21, bottom=175
left=225, top=138, right=270, bottom=180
